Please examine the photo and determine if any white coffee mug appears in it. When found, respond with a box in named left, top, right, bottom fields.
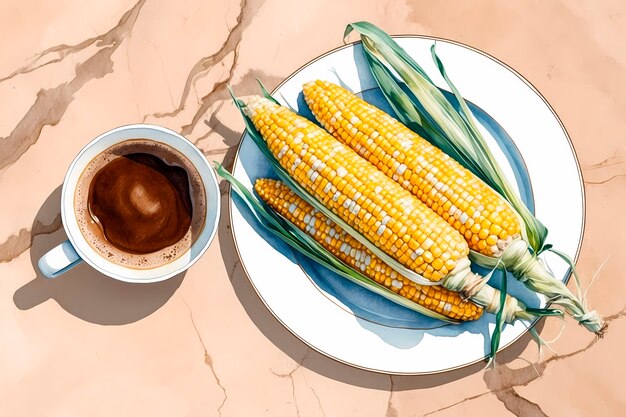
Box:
left=38, top=124, right=220, bottom=283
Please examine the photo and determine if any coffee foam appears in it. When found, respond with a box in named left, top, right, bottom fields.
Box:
left=75, top=139, right=206, bottom=269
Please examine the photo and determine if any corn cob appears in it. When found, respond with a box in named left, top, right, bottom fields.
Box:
left=255, top=178, right=483, bottom=321
left=303, top=80, right=606, bottom=335
left=243, top=95, right=535, bottom=324
left=303, top=80, right=521, bottom=258
left=244, top=95, right=468, bottom=282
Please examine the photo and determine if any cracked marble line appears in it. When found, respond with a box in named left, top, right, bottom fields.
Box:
left=271, top=364, right=302, bottom=417
left=424, top=305, right=626, bottom=416
left=180, top=47, right=240, bottom=136
left=0, top=0, right=145, bottom=84
left=584, top=173, right=626, bottom=185
left=147, top=40, right=177, bottom=109
left=423, top=391, right=492, bottom=416
left=494, top=387, right=548, bottom=417
left=202, top=147, right=233, bottom=156
left=178, top=0, right=273, bottom=137
left=269, top=349, right=312, bottom=417
left=0, top=212, right=62, bottom=263
left=183, top=297, right=228, bottom=416
left=301, top=373, right=327, bottom=417
left=0, top=0, right=147, bottom=172
left=584, top=155, right=626, bottom=170
left=145, top=0, right=260, bottom=129
left=385, top=375, right=398, bottom=417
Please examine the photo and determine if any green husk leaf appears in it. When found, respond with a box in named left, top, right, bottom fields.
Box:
left=346, top=22, right=486, bottom=177
left=544, top=247, right=584, bottom=302
left=257, top=79, right=280, bottom=105
left=215, top=162, right=458, bottom=323
left=489, top=261, right=507, bottom=363
left=345, top=22, right=434, bottom=83
left=429, top=44, right=548, bottom=251
left=360, top=48, right=424, bottom=128
left=525, top=307, right=564, bottom=317
left=227, top=86, right=440, bottom=288
left=345, top=21, right=548, bottom=252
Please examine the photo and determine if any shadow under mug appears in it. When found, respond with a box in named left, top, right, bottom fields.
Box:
left=37, top=124, right=221, bottom=283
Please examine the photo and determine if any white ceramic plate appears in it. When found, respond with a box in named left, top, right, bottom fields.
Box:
left=229, top=37, right=584, bottom=374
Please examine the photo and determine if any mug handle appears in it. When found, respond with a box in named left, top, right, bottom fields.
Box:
left=37, top=240, right=83, bottom=278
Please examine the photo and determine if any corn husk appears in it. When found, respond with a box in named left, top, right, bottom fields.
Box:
left=344, top=21, right=605, bottom=335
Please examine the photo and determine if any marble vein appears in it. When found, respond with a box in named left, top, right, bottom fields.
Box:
left=424, top=306, right=626, bottom=416
left=271, top=364, right=302, bottom=417
left=603, top=305, right=626, bottom=323
left=422, top=391, right=492, bottom=416
left=179, top=4, right=281, bottom=137
left=385, top=375, right=398, bottom=417
left=183, top=298, right=228, bottom=416
left=301, top=373, right=327, bottom=417
left=0, top=0, right=147, bottom=172
left=202, top=147, right=232, bottom=156
left=584, top=155, right=626, bottom=170
left=493, top=387, right=548, bottom=417
left=0, top=212, right=62, bottom=263
left=270, top=349, right=311, bottom=417
left=125, top=36, right=142, bottom=119
left=146, top=0, right=262, bottom=126
left=0, top=0, right=144, bottom=84
left=148, top=40, right=177, bottom=109
left=180, top=48, right=240, bottom=136
left=584, top=174, right=626, bottom=185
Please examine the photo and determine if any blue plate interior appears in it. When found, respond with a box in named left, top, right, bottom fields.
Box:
left=234, top=85, right=543, bottom=341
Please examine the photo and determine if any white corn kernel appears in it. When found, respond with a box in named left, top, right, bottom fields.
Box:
left=391, top=280, right=403, bottom=289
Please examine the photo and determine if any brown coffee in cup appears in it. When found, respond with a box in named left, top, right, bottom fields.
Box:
left=74, top=139, right=206, bottom=269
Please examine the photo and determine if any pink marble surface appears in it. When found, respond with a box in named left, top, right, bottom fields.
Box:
left=1, top=0, right=625, bottom=415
